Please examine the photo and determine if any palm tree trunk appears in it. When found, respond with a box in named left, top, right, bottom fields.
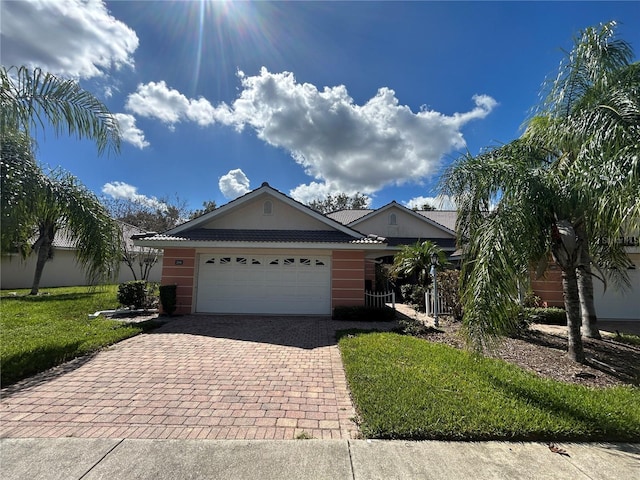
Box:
left=562, top=268, right=585, bottom=363
left=577, top=262, right=601, bottom=339
left=576, top=237, right=601, bottom=339
left=30, top=237, right=52, bottom=295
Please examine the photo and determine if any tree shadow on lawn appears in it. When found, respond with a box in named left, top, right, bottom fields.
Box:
left=485, top=373, right=640, bottom=442
left=1, top=343, right=98, bottom=396
left=1, top=292, right=101, bottom=303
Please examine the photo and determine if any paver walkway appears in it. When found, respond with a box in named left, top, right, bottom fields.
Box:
left=0, top=316, right=396, bottom=440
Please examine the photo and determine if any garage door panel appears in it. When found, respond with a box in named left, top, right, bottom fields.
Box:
left=196, top=254, right=331, bottom=314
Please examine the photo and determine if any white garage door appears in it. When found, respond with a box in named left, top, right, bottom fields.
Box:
left=196, top=254, right=331, bottom=314
left=594, top=254, right=640, bottom=321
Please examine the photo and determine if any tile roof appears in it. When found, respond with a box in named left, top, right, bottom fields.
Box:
left=385, top=237, right=457, bottom=249
left=327, top=209, right=458, bottom=232
left=137, top=229, right=385, bottom=244
left=326, top=209, right=373, bottom=224
left=415, top=211, right=458, bottom=231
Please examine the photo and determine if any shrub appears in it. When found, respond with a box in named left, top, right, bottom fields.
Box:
left=524, top=307, right=566, bottom=325
left=159, top=284, right=177, bottom=315
left=399, top=284, right=426, bottom=309
left=332, top=305, right=396, bottom=321
left=437, top=270, right=463, bottom=321
left=118, top=281, right=149, bottom=309
left=522, top=290, right=542, bottom=308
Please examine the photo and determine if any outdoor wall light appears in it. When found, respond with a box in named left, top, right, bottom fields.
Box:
left=430, top=253, right=439, bottom=327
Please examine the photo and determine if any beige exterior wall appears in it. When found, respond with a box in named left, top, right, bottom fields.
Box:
left=331, top=250, right=365, bottom=308
left=203, top=194, right=333, bottom=231
left=1, top=250, right=163, bottom=290
left=354, top=205, right=454, bottom=239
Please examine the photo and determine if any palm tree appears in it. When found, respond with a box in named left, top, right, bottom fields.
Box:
left=1, top=66, right=123, bottom=293
left=442, top=22, right=639, bottom=362
left=527, top=21, right=640, bottom=338
left=1, top=66, right=120, bottom=154
left=391, top=240, right=447, bottom=288
left=28, top=169, right=122, bottom=295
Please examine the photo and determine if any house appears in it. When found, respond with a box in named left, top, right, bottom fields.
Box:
left=133, top=183, right=387, bottom=315
left=1, top=222, right=163, bottom=290
left=327, top=201, right=458, bottom=289
left=531, top=238, right=640, bottom=321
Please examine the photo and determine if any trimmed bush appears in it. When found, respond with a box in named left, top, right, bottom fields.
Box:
left=333, top=305, right=396, bottom=321
left=524, top=307, right=567, bottom=325
left=117, top=281, right=147, bottom=309
left=159, top=284, right=177, bottom=315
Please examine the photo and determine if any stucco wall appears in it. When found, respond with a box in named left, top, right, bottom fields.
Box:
left=1, top=250, right=163, bottom=290
left=160, top=248, right=196, bottom=314
left=532, top=253, right=640, bottom=320
left=332, top=250, right=365, bottom=308
left=530, top=265, right=564, bottom=308
left=354, top=206, right=454, bottom=239
left=203, top=194, right=333, bottom=231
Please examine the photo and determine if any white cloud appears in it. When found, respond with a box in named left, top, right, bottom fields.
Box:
left=215, top=68, right=497, bottom=196
left=125, top=81, right=216, bottom=129
left=404, top=195, right=457, bottom=210
left=102, top=181, right=167, bottom=211
left=114, top=114, right=149, bottom=149
left=218, top=169, right=251, bottom=200
left=124, top=68, right=496, bottom=196
left=0, top=0, right=138, bottom=79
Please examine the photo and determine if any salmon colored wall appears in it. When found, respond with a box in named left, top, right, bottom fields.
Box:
left=365, top=259, right=376, bottom=288
left=531, top=264, right=564, bottom=308
left=332, top=250, right=365, bottom=308
left=161, top=248, right=196, bottom=314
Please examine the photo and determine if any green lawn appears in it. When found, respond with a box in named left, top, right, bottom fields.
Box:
left=1, top=285, right=155, bottom=386
left=339, top=331, right=640, bottom=441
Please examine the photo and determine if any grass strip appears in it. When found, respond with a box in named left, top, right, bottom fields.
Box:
left=339, top=331, right=640, bottom=441
left=1, top=285, right=151, bottom=385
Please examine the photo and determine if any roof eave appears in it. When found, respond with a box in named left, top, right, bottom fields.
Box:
left=133, top=240, right=386, bottom=250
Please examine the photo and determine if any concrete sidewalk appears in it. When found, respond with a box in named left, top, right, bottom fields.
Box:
left=2, top=438, right=638, bottom=480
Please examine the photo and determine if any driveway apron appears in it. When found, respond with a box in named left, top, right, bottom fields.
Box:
left=0, top=316, right=378, bottom=440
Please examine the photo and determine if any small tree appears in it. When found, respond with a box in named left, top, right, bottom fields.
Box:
left=188, top=200, right=217, bottom=219
left=307, top=192, right=369, bottom=214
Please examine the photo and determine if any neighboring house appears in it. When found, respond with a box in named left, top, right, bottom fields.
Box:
left=1, top=222, right=163, bottom=290
left=133, top=184, right=456, bottom=315
left=531, top=237, right=640, bottom=321
left=327, top=201, right=458, bottom=289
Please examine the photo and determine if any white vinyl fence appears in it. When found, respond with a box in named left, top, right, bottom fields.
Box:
left=425, top=288, right=452, bottom=316
left=365, top=290, right=396, bottom=309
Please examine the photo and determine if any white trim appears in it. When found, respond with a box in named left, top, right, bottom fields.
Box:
left=165, top=183, right=368, bottom=239
left=349, top=201, right=456, bottom=236
left=135, top=239, right=383, bottom=250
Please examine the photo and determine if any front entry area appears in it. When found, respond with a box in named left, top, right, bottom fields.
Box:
left=196, top=254, right=331, bottom=314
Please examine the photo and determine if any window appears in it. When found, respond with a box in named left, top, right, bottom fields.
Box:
left=263, top=200, right=273, bottom=215
left=205, top=258, right=216, bottom=264
left=252, top=258, right=261, bottom=265
left=315, top=259, right=325, bottom=266
left=220, top=257, right=231, bottom=264
left=300, top=258, right=311, bottom=266
left=284, top=258, right=295, bottom=265
left=389, top=213, right=397, bottom=225
left=236, top=257, right=247, bottom=265
left=270, top=259, right=279, bottom=265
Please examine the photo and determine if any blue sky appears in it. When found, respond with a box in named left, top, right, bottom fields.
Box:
left=2, top=1, right=639, bottom=212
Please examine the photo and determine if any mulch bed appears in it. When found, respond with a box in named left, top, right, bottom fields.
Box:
left=418, top=320, right=640, bottom=388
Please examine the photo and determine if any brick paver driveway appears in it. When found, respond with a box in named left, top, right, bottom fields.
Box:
left=1, top=316, right=391, bottom=440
